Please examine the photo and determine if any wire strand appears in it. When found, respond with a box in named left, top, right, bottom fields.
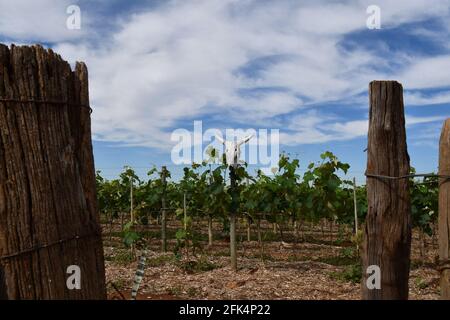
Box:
left=0, top=231, right=101, bottom=261
left=365, top=173, right=450, bottom=180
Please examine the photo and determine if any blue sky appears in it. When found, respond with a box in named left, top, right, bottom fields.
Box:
left=0, top=0, right=449, bottom=183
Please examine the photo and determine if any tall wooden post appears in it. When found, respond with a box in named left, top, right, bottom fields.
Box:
left=439, top=118, right=450, bottom=299
left=362, top=81, right=411, bottom=300
left=161, top=166, right=167, bottom=253
left=0, top=44, right=106, bottom=299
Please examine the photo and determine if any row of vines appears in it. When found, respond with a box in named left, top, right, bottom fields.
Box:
left=96, top=150, right=439, bottom=265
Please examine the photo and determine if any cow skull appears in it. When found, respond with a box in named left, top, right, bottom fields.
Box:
left=215, top=134, right=254, bottom=167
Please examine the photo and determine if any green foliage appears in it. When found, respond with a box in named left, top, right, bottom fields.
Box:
left=97, top=152, right=358, bottom=245
left=341, top=264, right=362, bottom=283
left=410, top=169, right=438, bottom=236
left=95, top=152, right=439, bottom=249
left=329, top=264, right=362, bottom=284
left=301, top=151, right=352, bottom=224
left=341, top=247, right=356, bottom=259
left=122, top=221, right=141, bottom=247
left=415, top=277, right=428, bottom=290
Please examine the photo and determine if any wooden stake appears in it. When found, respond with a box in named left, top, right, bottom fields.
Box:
left=230, top=213, right=237, bottom=270
left=353, top=177, right=359, bottom=234
left=247, top=217, right=251, bottom=242
left=130, top=175, right=134, bottom=223
left=208, top=216, right=213, bottom=246
left=183, top=192, right=187, bottom=230
left=229, top=166, right=237, bottom=271
left=161, top=166, right=167, bottom=252
left=207, top=168, right=213, bottom=247
left=183, top=192, right=188, bottom=258
left=439, top=118, right=450, bottom=299
left=353, top=177, right=359, bottom=252
left=130, top=174, right=135, bottom=257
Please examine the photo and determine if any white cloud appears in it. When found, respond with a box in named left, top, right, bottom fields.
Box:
left=0, top=0, right=89, bottom=42
left=398, top=55, right=450, bottom=89
left=405, top=115, right=447, bottom=125
left=405, top=90, right=450, bottom=106
left=2, top=0, right=450, bottom=148
left=280, top=113, right=446, bottom=145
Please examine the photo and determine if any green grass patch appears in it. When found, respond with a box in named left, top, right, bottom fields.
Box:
left=108, top=279, right=127, bottom=290
left=328, top=264, right=362, bottom=284
left=415, top=277, right=428, bottom=289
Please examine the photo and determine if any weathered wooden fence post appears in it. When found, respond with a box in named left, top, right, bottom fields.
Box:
left=362, top=80, right=411, bottom=300
left=0, top=44, right=106, bottom=299
left=439, top=118, right=450, bottom=299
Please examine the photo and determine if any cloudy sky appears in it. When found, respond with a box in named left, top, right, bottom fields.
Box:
left=0, top=0, right=449, bottom=181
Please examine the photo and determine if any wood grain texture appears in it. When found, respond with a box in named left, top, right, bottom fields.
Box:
left=0, top=44, right=106, bottom=299
left=362, top=80, right=411, bottom=300
left=439, top=118, right=450, bottom=299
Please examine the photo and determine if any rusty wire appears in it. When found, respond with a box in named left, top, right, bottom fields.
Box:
left=0, top=231, right=101, bottom=261
left=365, top=173, right=450, bottom=180
left=365, top=173, right=450, bottom=187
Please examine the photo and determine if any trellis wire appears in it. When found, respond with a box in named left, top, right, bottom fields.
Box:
left=365, top=173, right=450, bottom=180
left=0, top=231, right=101, bottom=261
left=365, top=173, right=450, bottom=188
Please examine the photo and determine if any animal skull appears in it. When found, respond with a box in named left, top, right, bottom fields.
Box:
left=215, top=134, right=253, bottom=167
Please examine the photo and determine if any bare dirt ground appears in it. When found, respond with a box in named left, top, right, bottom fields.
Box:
left=103, top=220, right=440, bottom=300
